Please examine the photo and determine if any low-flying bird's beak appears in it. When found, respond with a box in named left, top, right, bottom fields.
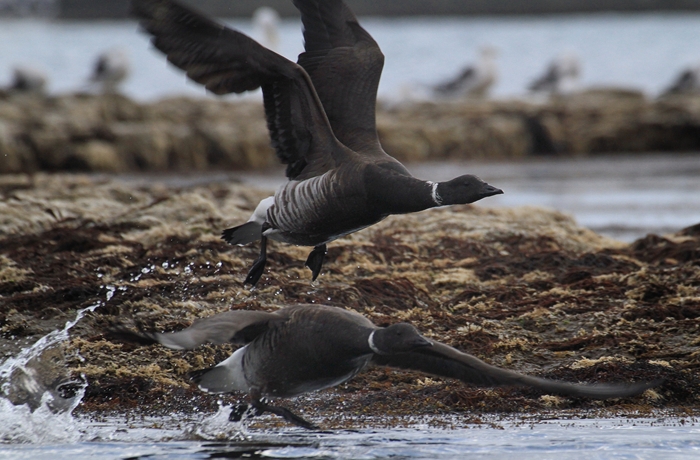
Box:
left=413, top=336, right=433, bottom=349
left=481, top=184, right=503, bottom=198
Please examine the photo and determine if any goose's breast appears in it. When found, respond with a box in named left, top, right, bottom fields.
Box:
left=266, top=171, right=382, bottom=245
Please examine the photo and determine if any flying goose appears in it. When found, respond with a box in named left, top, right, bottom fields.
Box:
left=132, top=0, right=503, bottom=286
left=112, top=304, right=660, bottom=430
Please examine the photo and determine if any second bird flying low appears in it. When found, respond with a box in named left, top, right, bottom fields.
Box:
left=111, top=304, right=660, bottom=430
left=132, top=0, right=503, bottom=286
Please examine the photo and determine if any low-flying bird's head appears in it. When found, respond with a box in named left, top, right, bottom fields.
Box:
left=437, top=175, right=503, bottom=205
left=370, top=323, right=432, bottom=354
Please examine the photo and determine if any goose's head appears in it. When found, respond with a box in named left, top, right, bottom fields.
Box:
left=437, top=175, right=503, bottom=205
left=370, top=323, right=432, bottom=355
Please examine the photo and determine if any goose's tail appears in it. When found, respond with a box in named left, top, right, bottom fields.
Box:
left=222, top=221, right=262, bottom=245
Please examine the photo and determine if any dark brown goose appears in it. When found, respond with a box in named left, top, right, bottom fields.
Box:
left=132, top=0, right=503, bottom=286
left=112, top=304, right=660, bottom=430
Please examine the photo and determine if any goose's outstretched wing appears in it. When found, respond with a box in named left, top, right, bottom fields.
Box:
left=373, top=340, right=661, bottom=399
left=132, top=0, right=348, bottom=180
left=110, top=310, right=283, bottom=349
left=293, top=0, right=385, bottom=154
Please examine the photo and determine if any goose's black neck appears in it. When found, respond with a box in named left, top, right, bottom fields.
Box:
left=363, top=163, right=438, bottom=215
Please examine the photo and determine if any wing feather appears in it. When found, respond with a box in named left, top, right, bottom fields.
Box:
left=132, top=0, right=348, bottom=179
left=293, top=0, right=385, bottom=153
left=112, top=310, right=282, bottom=350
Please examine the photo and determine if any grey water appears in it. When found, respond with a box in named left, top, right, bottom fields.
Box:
left=2, top=13, right=700, bottom=99
left=0, top=419, right=700, bottom=460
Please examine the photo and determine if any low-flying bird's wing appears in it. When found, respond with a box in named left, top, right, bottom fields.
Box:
left=110, top=310, right=283, bottom=349
left=293, top=0, right=386, bottom=154
left=373, top=340, right=661, bottom=399
left=132, top=0, right=350, bottom=180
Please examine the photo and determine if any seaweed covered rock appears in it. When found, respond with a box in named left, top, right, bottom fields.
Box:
left=0, top=174, right=698, bottom=423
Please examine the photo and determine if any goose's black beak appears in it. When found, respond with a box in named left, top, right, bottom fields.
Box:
left=480, top=184, right=503, bottom=198
left=412, top=336, right=433, bottom=349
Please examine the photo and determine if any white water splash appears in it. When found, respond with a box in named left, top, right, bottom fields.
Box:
left=0, top=303, right=99, bottom=444
left=188, top=402, right=250, bottom=441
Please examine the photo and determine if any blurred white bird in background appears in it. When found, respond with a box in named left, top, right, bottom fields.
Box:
left=661, top=63, right=700, bottom=96
left=252, top=6, right=281, bottom=53
left=432, top=45, right=499, bottom=99
left=88, top=48, right=130, bottom=94
left=528, top=51, right=581, bottom=96
left=9, top=65, right=48, bottom=94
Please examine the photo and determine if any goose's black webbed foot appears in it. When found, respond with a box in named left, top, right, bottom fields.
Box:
left=244, top=228, right=270, bottom=286
left=244, top=255, right=267, bottom=286
left=251, top=399, right=319, bottom=430
left=305, top=244, right=327, bottom=281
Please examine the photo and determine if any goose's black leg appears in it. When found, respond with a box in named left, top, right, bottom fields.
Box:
left=250, top=398, right=319, bottom=430
left=244, top=223, right=271, bottom=286
left=305, top=244, right=327, bottom=281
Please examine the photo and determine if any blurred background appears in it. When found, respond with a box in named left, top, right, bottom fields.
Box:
left=1, top=0, right=700, bottom=241
left=3, top=0, right=700, bottom=99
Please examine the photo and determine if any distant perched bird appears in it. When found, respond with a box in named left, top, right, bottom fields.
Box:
left=111, top=304, right=661, bottom=430
left=9, top=65, right=47, bottom=94
left=89, top=48, right=130, bottom=93
left=133, top=0, right=503, bottom=287
left=433, top=46, right=499, bottom=99
left=661, top=64, right=700, bottom=96
left=529, top=52, right=581, bottom=96
left=252, top=6, right=281, bottom=52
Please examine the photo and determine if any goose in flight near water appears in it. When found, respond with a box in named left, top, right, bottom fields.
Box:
left=111, top=304, right=661, bottom=430
left=132, top=0, right=503, bottom=286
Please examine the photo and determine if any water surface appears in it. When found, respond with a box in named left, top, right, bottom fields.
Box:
left=1, top=413, right=698, bottom=459
left=2, top=13, right=700, bottom=100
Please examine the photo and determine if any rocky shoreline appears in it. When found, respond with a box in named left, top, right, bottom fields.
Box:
left=0, top=174, right=698, bottom=428
left=1, top=90, right=700, bottom=174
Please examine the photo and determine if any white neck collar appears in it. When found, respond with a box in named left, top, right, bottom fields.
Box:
left=429, top=181, right=443, bottom=206
left=368, top=330, right=382, bottom=354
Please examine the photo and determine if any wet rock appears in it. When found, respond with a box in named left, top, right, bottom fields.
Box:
left=2, top=91, right=700, bottom=173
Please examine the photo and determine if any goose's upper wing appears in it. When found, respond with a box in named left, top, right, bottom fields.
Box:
left=373, top=340, right=660, bottom=399
left=293, top=0, right=385, bottom=154
left=110, top=310, right=285, bottom=349
left=132, top=0, right=349, bottom=180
